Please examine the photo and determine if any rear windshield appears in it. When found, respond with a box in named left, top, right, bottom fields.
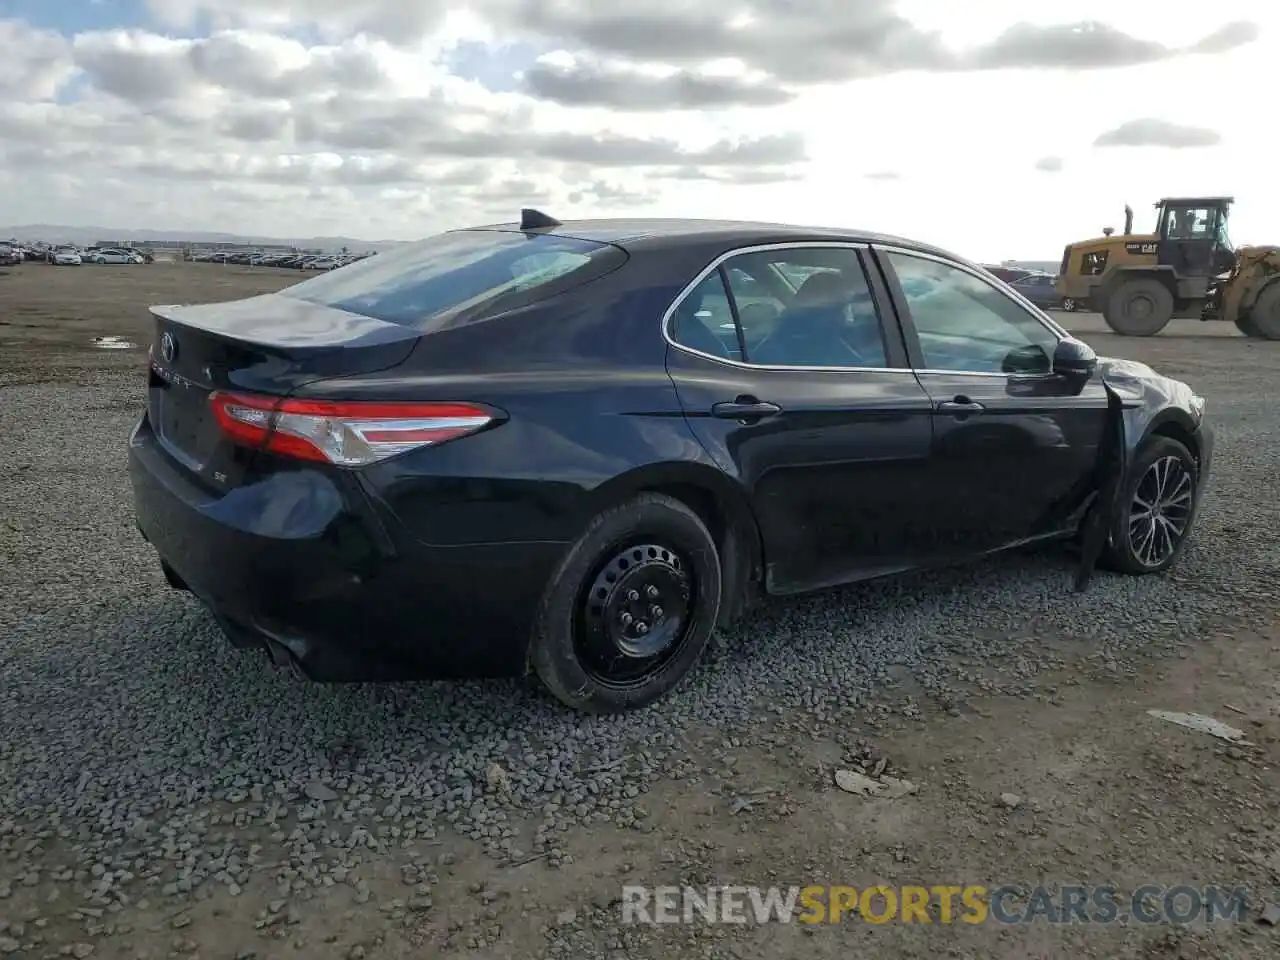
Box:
left=281, top=229, right=622, bottom=328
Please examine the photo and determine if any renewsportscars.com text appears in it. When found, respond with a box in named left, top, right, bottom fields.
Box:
left=620, top=884, right=1250, bottom=925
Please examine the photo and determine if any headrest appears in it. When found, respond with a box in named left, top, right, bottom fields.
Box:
left=794, top=271, right=854, bottom=306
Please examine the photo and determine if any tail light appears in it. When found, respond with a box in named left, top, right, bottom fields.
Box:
left=209, top=392, right=496, bottom=466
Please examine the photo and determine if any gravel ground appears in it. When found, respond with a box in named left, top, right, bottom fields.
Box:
left=1, top=264, right=1278, bottom=958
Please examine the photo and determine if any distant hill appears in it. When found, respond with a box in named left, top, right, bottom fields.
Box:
left=0, top=224, right=408, bottom=253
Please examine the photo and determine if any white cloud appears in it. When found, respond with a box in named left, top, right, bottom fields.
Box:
left=0, top=1, right=1274, bottom=258
left=1094, top=119, right=1222, bottom=148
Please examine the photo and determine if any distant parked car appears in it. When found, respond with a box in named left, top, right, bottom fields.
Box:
left=0, top=244, right=21, bottom=266
left=88, top=248, right=143, bottom=265
left=1010, top=273, right=1078, bottom=312
left=983, top=265, right=1034, bottom=284
left=52, top=248, right=82, bottom=266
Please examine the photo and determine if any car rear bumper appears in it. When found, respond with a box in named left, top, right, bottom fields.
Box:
left=128, top=413, right=564, bottom=681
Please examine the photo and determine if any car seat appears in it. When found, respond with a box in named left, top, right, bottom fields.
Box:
left=751, top=272, right=861, bottom=366
left=736, top=301, right=781, bottom=351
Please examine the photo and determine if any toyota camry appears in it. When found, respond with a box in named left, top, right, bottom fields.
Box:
left=129, top=211, right=1213, bottom=713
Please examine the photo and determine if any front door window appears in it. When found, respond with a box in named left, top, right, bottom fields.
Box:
left=883, top=252, right=1059, bottom=374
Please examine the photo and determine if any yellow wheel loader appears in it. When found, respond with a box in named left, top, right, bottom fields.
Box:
left=1055, top=197, right=1280, bottom=338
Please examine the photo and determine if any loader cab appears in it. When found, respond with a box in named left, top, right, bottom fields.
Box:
left=1154, top=196, right=1235, bottom=278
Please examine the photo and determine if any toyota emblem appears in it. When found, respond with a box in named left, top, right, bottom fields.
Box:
left=159, top=332, right=176, bottom=363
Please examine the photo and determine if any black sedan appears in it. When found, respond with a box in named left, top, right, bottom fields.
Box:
left=129, top=212, right=1213, bottom=713
left=1008, top=272, right=1079, bottom=312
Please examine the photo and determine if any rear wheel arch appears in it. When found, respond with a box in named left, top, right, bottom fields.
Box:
left=581, top=463, right=763, bottom=628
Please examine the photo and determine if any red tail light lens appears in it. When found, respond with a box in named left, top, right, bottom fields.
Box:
left=209, top=392, right=496, bottom=466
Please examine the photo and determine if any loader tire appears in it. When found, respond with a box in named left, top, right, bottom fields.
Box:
left=1245, top=283, right=1280, bottom=340
left=1234, top=313, right=1264, bottom=338
left=1103, top=278, right=1174, bottom=337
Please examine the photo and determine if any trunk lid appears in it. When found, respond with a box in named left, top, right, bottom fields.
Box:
left=147, top=293, right=419, bottom=487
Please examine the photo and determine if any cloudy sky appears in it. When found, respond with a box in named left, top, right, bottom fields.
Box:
left=0, top=0, right=1270, bottom=258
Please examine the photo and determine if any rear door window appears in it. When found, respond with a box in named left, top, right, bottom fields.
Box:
left=726, top=248, right=888, bottom=368
left=667, top=247, right=892, bottom=368
left=282, top=229, right=626, bottom=328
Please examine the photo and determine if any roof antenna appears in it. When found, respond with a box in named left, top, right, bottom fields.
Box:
left=520, top=208, right=561, bottom=231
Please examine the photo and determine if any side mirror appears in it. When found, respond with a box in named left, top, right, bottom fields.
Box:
left=1053, top=337, right=1097, bottom=383
left=1001, top=343, right=1051, bottom=374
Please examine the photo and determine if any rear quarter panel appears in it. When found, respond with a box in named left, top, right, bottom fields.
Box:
left=293, top=244, right=735, bottom=548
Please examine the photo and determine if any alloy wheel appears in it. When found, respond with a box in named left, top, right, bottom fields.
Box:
left=575, top=541, right=694, bottom=688
left=1128, top=455, right=1194, bottom=567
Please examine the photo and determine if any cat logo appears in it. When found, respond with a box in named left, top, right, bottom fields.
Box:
left=1125, top=241, right=1158, bottom=256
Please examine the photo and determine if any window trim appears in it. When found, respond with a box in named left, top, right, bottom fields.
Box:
left=717, top=263, right=750, bottom=360
left=661, top=241, right=913, bottom=373
left=871, top=244, right=1069, bottom=379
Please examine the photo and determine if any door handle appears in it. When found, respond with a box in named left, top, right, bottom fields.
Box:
left=937, top=397, right=985, bottom=415
left=711, top=397, right=782, bottom=420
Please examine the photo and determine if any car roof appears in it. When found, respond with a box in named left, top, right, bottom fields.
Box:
left=463, top=217, right=961, bottom=261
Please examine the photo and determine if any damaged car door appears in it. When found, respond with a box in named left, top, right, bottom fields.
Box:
left=874, top=247, right=1110, bottom=556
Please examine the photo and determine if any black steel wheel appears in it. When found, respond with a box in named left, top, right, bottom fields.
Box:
left=575, top=543, right=693, bottom=688
left=1101, top=435, right=1199, bottom=575
left=531, top=493, right=722, bottom=713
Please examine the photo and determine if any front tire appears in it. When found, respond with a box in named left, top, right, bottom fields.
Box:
left=1234, top=313, right=1264, bottom=338
left=1060, top=297, right=1077, bottom=312
left=1100, top=436, right=1199, bottom=575
left=1104, top=279, right=1174, bottom=336
left=531, top=493, right=722, bottom=713
left=1245, top=283, right=1280, bottom=340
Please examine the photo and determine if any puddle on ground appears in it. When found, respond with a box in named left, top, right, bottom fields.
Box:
left=90, top=336, right=137, bottom=349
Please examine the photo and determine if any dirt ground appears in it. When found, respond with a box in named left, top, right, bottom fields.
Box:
left=2, top=261, right=1278, bottom=959
left=0, top=259, right=300, bottom=350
